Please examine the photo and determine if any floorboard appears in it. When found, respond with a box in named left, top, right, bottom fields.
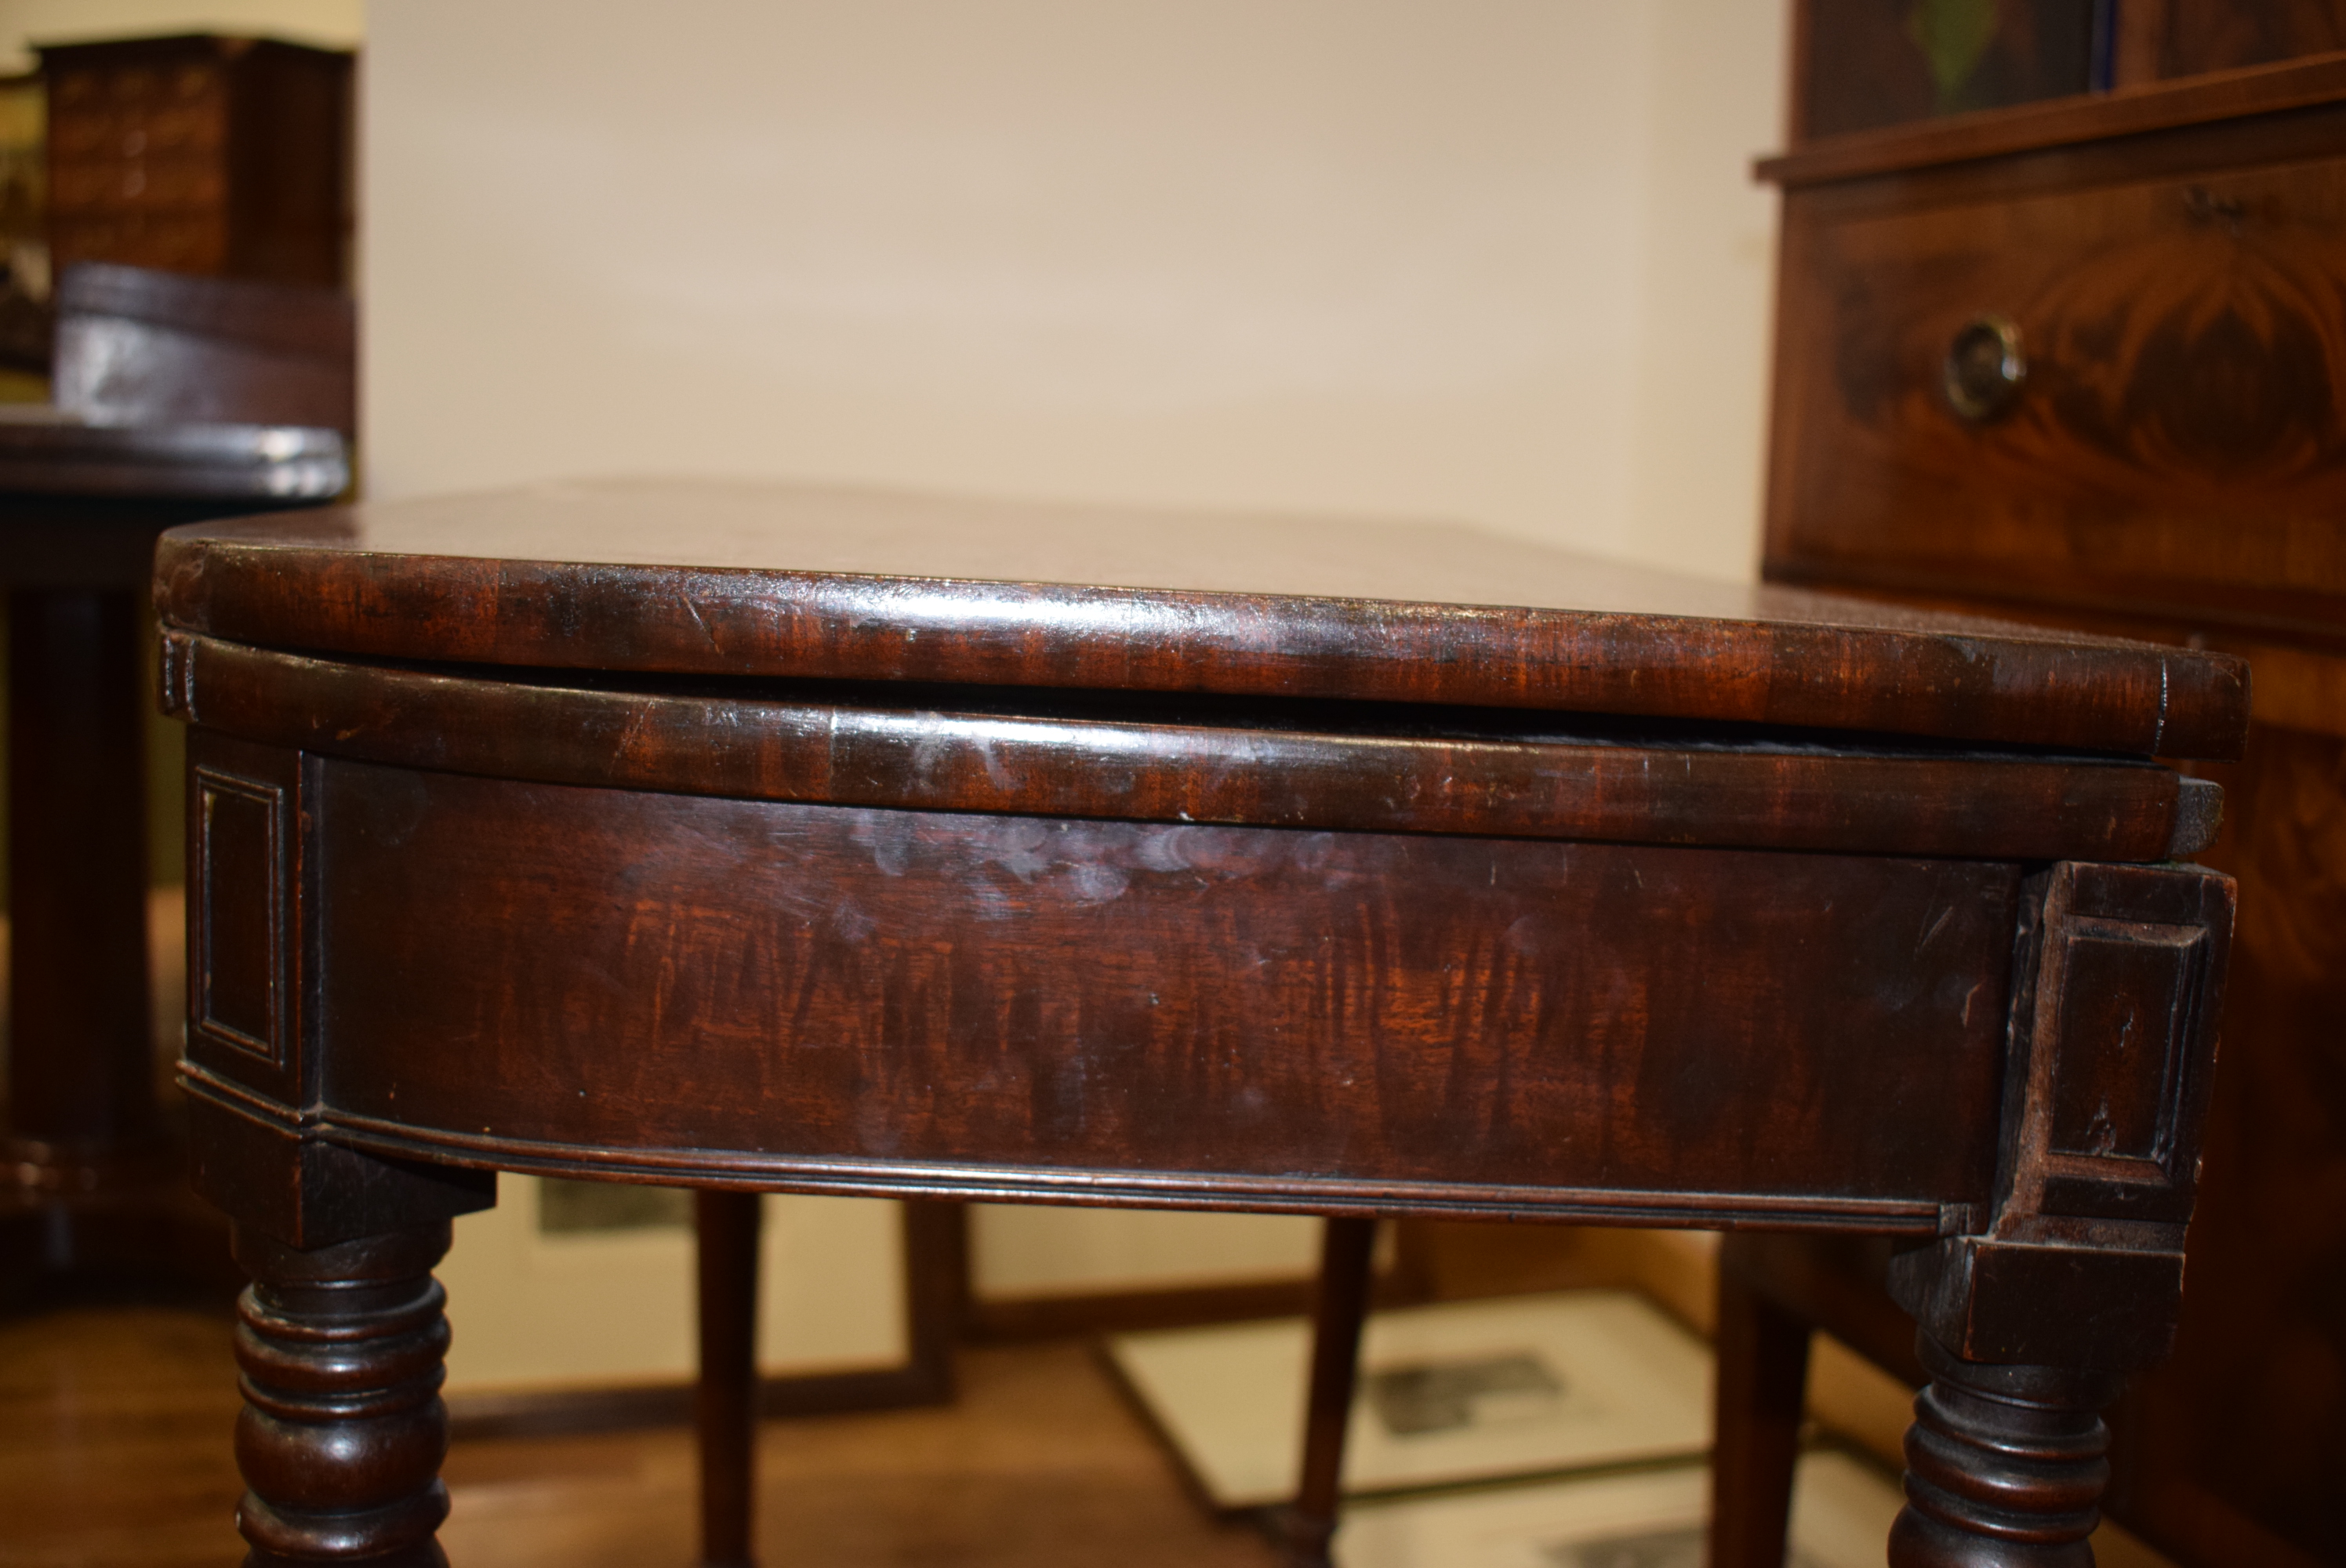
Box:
left=0, top=1304, right=1284, bottom=1568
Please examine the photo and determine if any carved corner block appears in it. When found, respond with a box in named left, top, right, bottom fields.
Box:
left=1890, top=860, right=2235, bottom=1371
left=192, top=762, right=289, bottom=1069
left=183, top=730, right=311, bottom=1112
left=185, top=1082, right=495, bottom=1253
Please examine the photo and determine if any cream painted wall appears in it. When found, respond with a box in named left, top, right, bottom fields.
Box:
left=364, top=0, right=1781, bottom=577
left=1626, top=0, right=1791, bottom=576
left=0, top=0, right=358, bottom=71
left=358, top=0, right=1788, bottom=1318
left=438, top=1189, right=905, bottom=1393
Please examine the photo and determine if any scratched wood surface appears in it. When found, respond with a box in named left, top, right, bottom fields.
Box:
left=162, top=633, right=2215, bottom=864
left=242, top=753, right=2022, bottom=1227
left=151, top=479, right=2248, bottom=757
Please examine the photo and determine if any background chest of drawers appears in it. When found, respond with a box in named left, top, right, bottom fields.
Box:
left=39, top=34, right=350, bottom=288
left=1761, top=19, right=2346, bottom=1567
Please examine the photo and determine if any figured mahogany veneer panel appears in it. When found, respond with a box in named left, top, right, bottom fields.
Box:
left=307, top=759, right=2014, bottom=1223
left=1768, top=122, right=2346, bottom=641
left=152, top=481, right=2246, bottom=759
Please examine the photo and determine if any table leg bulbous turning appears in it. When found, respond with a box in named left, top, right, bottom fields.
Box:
left=230, top=1222, right=456, bottom=1568
left=1889, top=1337, right=2125, bottom=1568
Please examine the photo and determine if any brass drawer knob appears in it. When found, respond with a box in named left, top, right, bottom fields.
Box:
left=1944, top=314, right=2026, bottom=423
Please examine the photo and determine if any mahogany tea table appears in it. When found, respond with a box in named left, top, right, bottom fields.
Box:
left=154, top=481, right=2244, bottom=1568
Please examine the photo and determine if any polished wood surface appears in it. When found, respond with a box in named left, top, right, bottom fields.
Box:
left=1766, top=93, right=2346, bottom=642
left=0, top=273, right=350, bottom=1302
left=165, top=482, right=2238, bottom=1567
left=163, top=635, right=2221, bottom=864
left=52, top=263, right=358, bottom=436
left=1275, top=1218, right=1376, bottom=1568
left=2126, top=1, right=2346, bottom=80
left=1708, top=1242, right=1816, bottom=1568
left=230, top=1222, right=456, bottom=1565
left=1759, top=40, right=2346, bottom=1565
left=694, top=1192, right=761, bottom=1568
left=0, top=415, right=347, bottom=503
left=0, top=1305, right=1284, bottom=1568
left=7, top=590, right=154, bottom=1161
left=246, top=750, right=2018, bottom=1225
left=2125, top=717, right=2346, bottom=1563
left=154, top=481, right=2248, bottom=757
left=1762, top=47, right=2346, bottom=187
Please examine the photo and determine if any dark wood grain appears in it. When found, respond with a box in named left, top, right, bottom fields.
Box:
left=6, top=589, right=155, bottom=1165
left=2116, top=721, right=2346, bottom=1563
left=1796, top=0, right=2099, bottom=143
left=694, top=1192, right=760, bottom=1568
left=1890, top=1341, right=2124, bottom=1567
left=1760, top=47, right=2346, bottom=187
left=1276, top=1218, right=1375, bottom=1568
left=1709, top=1235, right=1814, bottom=1568
left=151, top=481, right=2248, bottom=758
left=1769, top=133, right=2346, bottom=643
left=2130, top=0, right=2346, bottom=82
left=230, top=1222, right=454, bottom=1567
left=0, top=284, right=347, bottom=1305
left=159, top=635, right=2217, bottom=864
left=53, top=263, right=357, bottom=435
left=41, top=35, right=352, bottom=288
left=0, top=1311, right=1288, bottom=1568
left=0, top=416, right=347, bottom=504
left=164, top=479, right=2246, bottom=1566
left=1760, top=40, right=2342, bottom=1557
left=176, top=743, right=2019, bottom=1229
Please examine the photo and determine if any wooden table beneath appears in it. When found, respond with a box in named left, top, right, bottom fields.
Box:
left=156, top=480, right=2244, bottom=1568
left=0, top=413, right=344, bottom=1300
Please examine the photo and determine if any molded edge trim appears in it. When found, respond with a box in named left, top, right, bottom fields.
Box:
left=303, top=1103, right=1948, bottom=1234
left=152, top=540, right=2250, bottom=759
left=165, top=634, right=2203, bottom=862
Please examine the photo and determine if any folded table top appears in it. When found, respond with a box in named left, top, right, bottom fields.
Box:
left=154, top=478, right=2249, bottom=760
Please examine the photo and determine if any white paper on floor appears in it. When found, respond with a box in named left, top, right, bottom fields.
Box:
left=1106, top=1290, right=1711, bottom=1509
left=1336, top=1451, right=1902, bottom=1568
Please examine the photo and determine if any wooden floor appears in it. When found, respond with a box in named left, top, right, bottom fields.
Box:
left=0, top=1303, right=1284, bottom=1568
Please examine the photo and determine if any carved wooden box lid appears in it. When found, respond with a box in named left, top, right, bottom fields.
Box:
left=154, top=478, right=2247, bottom=758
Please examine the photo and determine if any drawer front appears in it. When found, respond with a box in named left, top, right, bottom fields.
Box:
left=1767, top=154, right=2346, bottom=635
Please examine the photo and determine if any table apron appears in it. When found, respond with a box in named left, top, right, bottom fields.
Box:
left=182, top=739, right=2024, bottom=1231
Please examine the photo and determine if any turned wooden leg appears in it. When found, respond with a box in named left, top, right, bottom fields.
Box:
left=1890, top=1334, right=2125, bottom=1568
left=696, top=1190, right=764, bottom=1568
left=1278, top=1216, right=1377, bottom=1568
left=1709, top=1232, right=1814, bottom=1568
left=231, top=1221, right=455, bottom=1568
